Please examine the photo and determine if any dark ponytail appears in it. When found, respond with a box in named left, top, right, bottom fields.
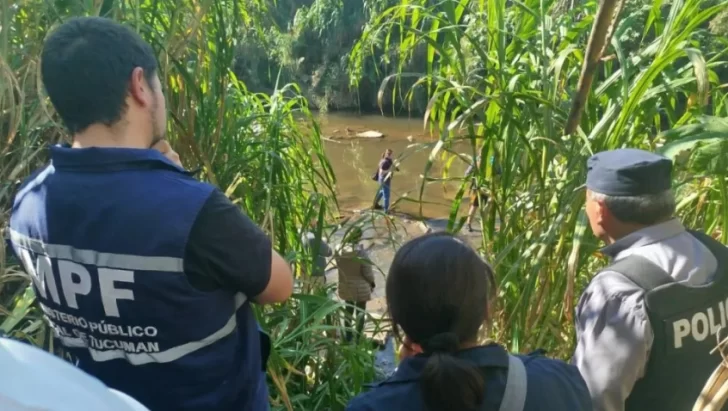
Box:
left=386, top=232, right=495, bottom=411
left=420, top=332, right=485, bottom=411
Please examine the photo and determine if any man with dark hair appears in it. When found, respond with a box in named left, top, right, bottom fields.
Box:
left=40, top=17, right=164, bottom=141
left=8, top=17, right=292, bottom=411
left=572, top=148, right=728, bottom=411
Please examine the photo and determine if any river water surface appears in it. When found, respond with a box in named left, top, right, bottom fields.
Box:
left=314, top=113, right=484, bottom=324
left=316, top=112, right=473, bottom=218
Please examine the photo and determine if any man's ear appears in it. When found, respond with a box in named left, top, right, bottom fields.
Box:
left=595, top=196, right=610, bottom=224
left=128, top=67, right=152, bottom=107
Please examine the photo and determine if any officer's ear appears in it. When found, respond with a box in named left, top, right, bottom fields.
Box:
left=594, top=196, right=613, bottom=223
left=586, top=190, right=607, bottom=223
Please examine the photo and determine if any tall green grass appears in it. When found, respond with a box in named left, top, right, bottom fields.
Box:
left=5, top=0, right=728, bottom=406
left=350, top=0, right=728, bottom=356
left=0, top=1, right=375, bottom=409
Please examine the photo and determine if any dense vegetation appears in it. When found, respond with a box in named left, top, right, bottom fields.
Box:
left=2, top=0, right=728, bottom=409
left=238, top=0, right=728, bottom=113
left=348, top=0, right=728, bottom=355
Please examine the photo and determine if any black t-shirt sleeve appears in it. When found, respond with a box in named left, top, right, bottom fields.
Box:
left=379, top=158, right=392, bottom=171
left=184, top=189, right=272, bottom=296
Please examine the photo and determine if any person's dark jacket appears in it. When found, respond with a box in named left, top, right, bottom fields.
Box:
left=346, top=344, right=592, bottom=411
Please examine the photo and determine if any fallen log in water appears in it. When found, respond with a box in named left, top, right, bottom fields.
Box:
left=355, top=130, right=384, bottom=138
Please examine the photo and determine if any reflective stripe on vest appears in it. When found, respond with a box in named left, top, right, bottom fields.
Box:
left=52, top=293, right=246, bottom=365
left=10, top=227, right=249, bottom=366
left=9, top=229, right=183, bottom=272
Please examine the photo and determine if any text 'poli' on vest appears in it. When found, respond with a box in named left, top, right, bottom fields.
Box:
left=671, top=297, right=728, bottom=350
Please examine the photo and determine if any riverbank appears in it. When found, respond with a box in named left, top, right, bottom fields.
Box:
left=315, top=210, right=487, bottom=380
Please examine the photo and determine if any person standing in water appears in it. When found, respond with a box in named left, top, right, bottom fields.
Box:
left=373, top=149, right=398, bottom=213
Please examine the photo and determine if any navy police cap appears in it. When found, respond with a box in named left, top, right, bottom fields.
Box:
left=586, top=148, right=673, bottom=196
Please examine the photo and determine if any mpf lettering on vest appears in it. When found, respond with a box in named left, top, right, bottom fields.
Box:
left=88, top=335, right=160, bottom=353
left=673, top=298, right=728, bottom=348
left=40, top=304, right=158, bottom=338
left=15, top=247, right=162, bottom=356
left=17, top=248, right=135, bottom=317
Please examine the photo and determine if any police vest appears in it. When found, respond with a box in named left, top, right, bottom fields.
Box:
left=604, top=231, right=728, bottom=411
left=8, top=146, right=269, bottom=411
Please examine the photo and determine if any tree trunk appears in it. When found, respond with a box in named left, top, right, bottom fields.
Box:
left=564, top=0, right=625, bottom=135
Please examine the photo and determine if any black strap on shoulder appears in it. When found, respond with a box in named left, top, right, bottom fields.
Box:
left=689, top=230, right=728, bottom=259
left=606, top=255, right=674, bottom=292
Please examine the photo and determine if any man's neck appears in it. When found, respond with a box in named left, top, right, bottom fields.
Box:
left=604, top=226, right=645, bottom=245
left=72, top=124, right=149, bottom=149
left=603, top=217, right=674, bottom=245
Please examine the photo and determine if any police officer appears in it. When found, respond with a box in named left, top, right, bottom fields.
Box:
left=8, top=17, right=293, bottom=411
left=573, top=148, right=728, bottom=411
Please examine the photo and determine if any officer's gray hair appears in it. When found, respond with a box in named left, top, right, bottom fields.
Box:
left=590, top=190, right=676, bottom=225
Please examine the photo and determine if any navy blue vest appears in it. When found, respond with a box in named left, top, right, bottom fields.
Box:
left=8, top=146, right=269, bottom=411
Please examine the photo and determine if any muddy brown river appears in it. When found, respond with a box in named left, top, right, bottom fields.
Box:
left=316, top=112, right=474, bottom=218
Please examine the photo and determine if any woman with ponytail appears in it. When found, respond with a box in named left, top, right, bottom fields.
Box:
left=346, top=232, right=591, bottom=411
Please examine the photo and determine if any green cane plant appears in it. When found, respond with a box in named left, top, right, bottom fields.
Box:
left=350, top=0, right=728, bottom=357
